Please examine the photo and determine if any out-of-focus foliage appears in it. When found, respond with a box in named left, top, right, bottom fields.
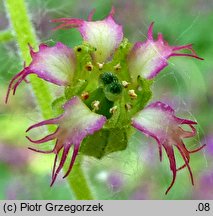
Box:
left=0, top=0, right=212, bottom=199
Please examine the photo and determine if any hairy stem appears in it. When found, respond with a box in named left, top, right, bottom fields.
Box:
left=65, top=155, right=94, bottom=200
left=4, top=0, right=53, bottom=120
left=4, top=0, right=94, bottom=200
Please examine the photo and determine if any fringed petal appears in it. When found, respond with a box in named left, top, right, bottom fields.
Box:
left=131, top=101, right=205, bottom=194
left=61, top=96, right=107, bottom=142
left=127, top=22, right=203, bottom=81
left=132, top=101, right=178, bottom=142
left=27, top=96, right=106, bottom=185
left=52, top=8, right=123, bottom=63
left=6, top=42, right=75, bottom=103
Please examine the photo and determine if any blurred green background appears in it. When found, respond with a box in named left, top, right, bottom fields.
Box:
left=0, top=0, right=213, bottom=199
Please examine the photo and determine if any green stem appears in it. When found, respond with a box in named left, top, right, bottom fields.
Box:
left=0, top=29, right=14, bottom=42
left=4, top=0, right=94, bottom=200
left=4, top=0, right=53, bottom=120
left=65, top=156, right=94, bottom=200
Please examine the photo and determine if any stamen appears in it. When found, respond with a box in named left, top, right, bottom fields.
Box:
left=91, top=100, right=100, bottom=111
left=128, top=89, right=137, bottom=99
left=97, top=62, right=104, bottom=70
left=122, top=81, right=129, bottom=88
left=114, top=63, right=121, bottom=71
left=85, top=62, right=93, bottom=71
left=109, top=106, right=118, bottom=114
left=125, top=103, right=132, bottom=111
left=81, top=92, right=89, bottom=100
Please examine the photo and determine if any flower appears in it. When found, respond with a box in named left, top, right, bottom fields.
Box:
left=26, top=96, right=106, bottom=185
left=5, top=42, right=75, bottom=103
left=51, top=7, right=123, bottom=63
left=6, top=8, right=205, bottom=193
left=131, top=101, right=206, bottom=194
left=127, top=22, right=203, bottom=82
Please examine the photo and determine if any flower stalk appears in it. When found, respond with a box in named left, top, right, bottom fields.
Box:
left=4, top=0, right=53, bottom=120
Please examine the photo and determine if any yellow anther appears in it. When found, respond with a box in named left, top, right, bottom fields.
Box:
left=128, top=89, right=137, bottom=99
left=97, top=62, right=104, bottom=70
left=91, top=100, right=100, bottom=111
left=81, top=92, right=89, bottom=100
left=109, top=106, right=118, bottom=114
left=122, top=81, right=129, bottom=88
left=85, top=62, right=93, bottom=71
left=114, top=63, right=121, bottom=71
left=125, top=103, right=132, bottom=111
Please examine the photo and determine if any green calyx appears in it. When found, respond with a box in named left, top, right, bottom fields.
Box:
left=52, top=39, right=153, bottom=159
